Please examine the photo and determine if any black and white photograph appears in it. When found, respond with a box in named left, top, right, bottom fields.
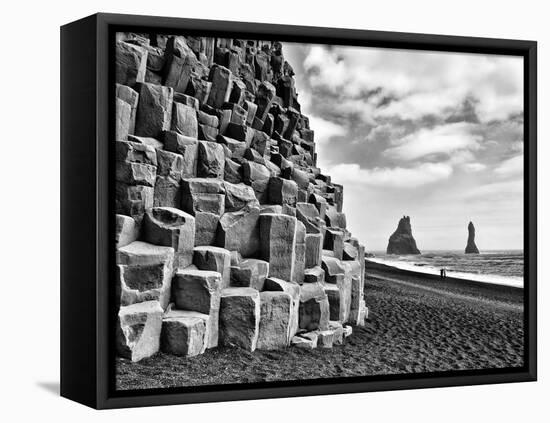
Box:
left=113, top=31, right=526, bottom=392
left=3, top=0, right=549, bottom=418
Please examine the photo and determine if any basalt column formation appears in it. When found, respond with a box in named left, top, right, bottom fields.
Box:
left=114, top=33, right=368, bottom=361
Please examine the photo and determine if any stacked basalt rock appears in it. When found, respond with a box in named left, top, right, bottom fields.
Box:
left=114, top=32, right=368, bottom=362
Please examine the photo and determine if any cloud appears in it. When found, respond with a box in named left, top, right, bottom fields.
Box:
left=445, top=97, right=480, bottom=123
left=483, top=116, right=524, bottom=146
left=383, top=122, right=482, bottom=161
left=334, top=98, right=378, bottom=125
left=461, top=162, right=487, bottom=172
left=305, top=115, right=348, bottom=170
left=464, top=179, right=523, bottom=200
left=283, top=42, right=524, bottom=250
left=301, top=45, right=523, bottom=124
left=445, top=150, right=486, bottom=172
left=365, top=122, right=410, bottom=144
left=510, top=141, right=524, bottom=152
left=306, top=115, right=346, bottom=145
left=448, top=150, right=475, bottom=164
left=494, top=155, right=523, bottom=177
left=303, top=46, right=349, bottom=92
left=327, top=162, right=453, bottom=188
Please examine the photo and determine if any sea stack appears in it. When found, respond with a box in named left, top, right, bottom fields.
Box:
left=386, top=216, right=421, bottom=255
left=465, top=221, right=480, bottom=254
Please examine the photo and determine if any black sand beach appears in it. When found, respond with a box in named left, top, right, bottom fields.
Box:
left=116, top=263, right=524, bottom=390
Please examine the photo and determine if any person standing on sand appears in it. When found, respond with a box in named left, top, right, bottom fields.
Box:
left=440, top=268, right=444, bottom=279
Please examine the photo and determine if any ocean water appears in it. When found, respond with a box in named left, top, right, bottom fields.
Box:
left=368, top=250, right=524, bottom=288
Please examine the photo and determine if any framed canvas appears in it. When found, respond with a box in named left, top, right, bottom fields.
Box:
left=60, top=13, right=537, bottom=409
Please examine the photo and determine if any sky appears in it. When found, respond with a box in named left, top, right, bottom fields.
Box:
left=283, top=42, right=524, bottom=252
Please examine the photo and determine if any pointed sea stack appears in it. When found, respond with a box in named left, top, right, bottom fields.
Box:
left=465, top=221, right=480, bottom=254
left=386, top=216, right=421, bottom=255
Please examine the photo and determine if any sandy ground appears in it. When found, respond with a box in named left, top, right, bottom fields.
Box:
left=116, top=268, right=524, bottom=390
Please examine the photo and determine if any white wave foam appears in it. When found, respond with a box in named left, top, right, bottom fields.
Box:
left=368, top=257, right=524, bottom=289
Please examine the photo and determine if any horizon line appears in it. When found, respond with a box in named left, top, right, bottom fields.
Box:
left=368, top=248, right=524, bottom=253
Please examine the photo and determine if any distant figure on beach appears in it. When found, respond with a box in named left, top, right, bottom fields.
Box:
left=440, top=268, right=447, bottom=279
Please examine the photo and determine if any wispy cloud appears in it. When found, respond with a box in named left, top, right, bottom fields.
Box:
left=307, top=115, right=346, bottom=145
left=464, top=179, right=523, bottom=200
left=461, top=162, right=487, bottom=172
left=494, top=155, right=523, bottom=177
left=383, top=122, right=482, bottom=161
left=327, top=162, right=453, bottom=188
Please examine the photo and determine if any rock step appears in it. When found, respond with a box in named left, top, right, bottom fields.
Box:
left=160, top=309, right=210, bottom=357
left=219, top=287, right=261, bottom=351
left=116, top=300, right=164, bottom=362
left=172, top=268, right=222, bottom=348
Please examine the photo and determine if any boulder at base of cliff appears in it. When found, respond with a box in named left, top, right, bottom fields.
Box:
left=257, top=291, right=293, bottom=350
left=116, top=300, right=163, bottom=362
left=219, top=288, right=261, bottom=351
left=160, top=309, right=209, bottom=357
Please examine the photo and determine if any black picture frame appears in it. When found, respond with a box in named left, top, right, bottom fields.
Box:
left=60, top=12, right=537, bottom=409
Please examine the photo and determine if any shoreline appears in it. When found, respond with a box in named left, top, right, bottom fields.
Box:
left=365, top=259, right=524, bottom=294
left=116, top=263, right=524, bottom=390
